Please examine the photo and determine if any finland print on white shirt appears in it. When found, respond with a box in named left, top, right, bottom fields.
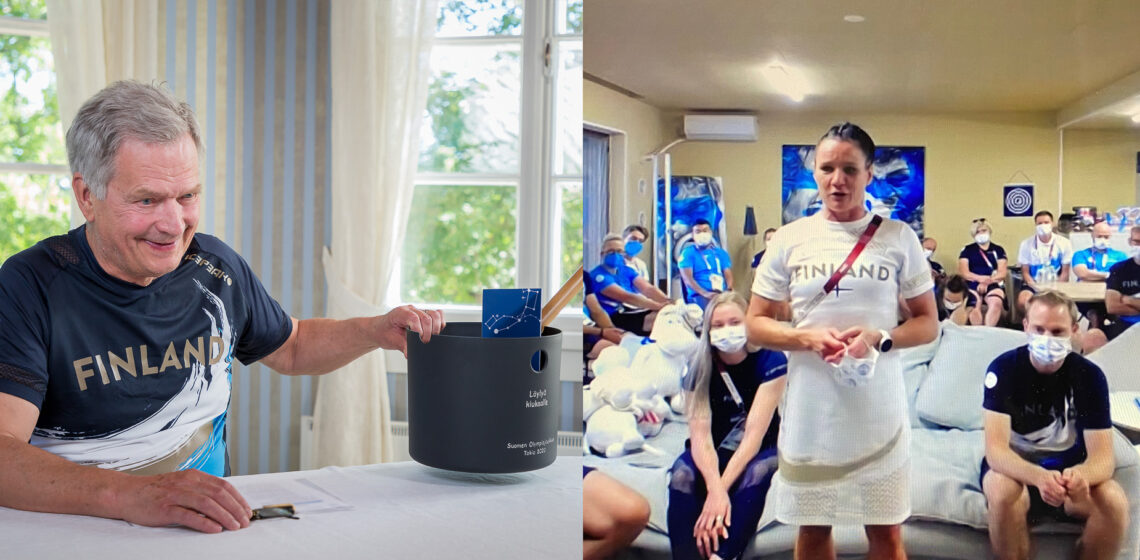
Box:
left=753, top=211, right=932, bottom=464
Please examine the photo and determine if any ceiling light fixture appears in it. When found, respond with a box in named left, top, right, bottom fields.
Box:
left=761, top=63, right=809, bottom=103
left=844, top=14, right=865, bottom=23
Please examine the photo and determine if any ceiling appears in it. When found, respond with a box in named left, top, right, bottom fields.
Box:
left=584, top=0, right=1140, bottom=128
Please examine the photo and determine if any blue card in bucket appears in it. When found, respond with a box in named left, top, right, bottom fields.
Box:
left=482, top=288, right=542, bottom=338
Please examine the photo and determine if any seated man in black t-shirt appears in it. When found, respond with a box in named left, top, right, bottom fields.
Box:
left=1103, top=225, right=1140, bottom=341
left=0, top=81, right=443, bottom=534
left=980, top=291, right=1128, bottom=560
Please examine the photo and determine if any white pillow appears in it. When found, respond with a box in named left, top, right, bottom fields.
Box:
left=1086, top=322, right=1140, bottom=392
left=915, top=321, right=1027, bottom=430
left=899, top=324, right=942, bottom=427
left=898, top=321, right=942, bottom=371
left=903, top=363, right=929, bottom=428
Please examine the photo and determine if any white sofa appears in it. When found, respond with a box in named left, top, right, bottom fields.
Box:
left=585, top=321, right=1140, bottom=559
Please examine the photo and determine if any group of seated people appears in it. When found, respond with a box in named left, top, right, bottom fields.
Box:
left=584, top=220, right=754, bottom=363
left=921, top=212, right=1140, bottom=354
left=584, top=213, right=1140, bottom=560
left=585, top=288, right=1132, bottom=560
left=585, top=213, right=1140, bottom=363
left=583, top=221, right=735, bottom=360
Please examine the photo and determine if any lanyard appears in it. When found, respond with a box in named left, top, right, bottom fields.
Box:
left=978, top=246, right=996, bottom=270
left=698, top=246, right=722, bottom=276
left=714, top=356, right=745, bottom=410
left=1089, top=249, right=1107, bottom=271
left=795, top=214, right=883, bottom=326
left=1035, top=236, right=1056, bottom=262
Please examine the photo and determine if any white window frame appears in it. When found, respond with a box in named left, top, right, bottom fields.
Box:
left=386, top=0, right=582, bottom=380
left=0, top=14, right=71, bottom=231
left=391, top=0, right=581, bottom=323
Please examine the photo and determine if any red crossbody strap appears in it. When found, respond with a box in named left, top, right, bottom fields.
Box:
left=822, top=214, right=883, bottom=293
left=795, top=214, right=883, bottom=326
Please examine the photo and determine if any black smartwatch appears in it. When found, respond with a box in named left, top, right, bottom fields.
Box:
left=877, top=329, right=894, bottom=353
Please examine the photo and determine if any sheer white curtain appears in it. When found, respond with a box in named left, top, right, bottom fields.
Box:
left=46, top=0, right=161, bottom=227
left=312, top=0, right=437, bottom=467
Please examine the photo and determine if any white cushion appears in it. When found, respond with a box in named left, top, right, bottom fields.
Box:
left=898, top=322, right=942, bottom=371
left=899, top=325, right=943, bottom=427
left=1086, top=322, right=1140, bottom=392
left=915, top=321, right=1027, bottom=430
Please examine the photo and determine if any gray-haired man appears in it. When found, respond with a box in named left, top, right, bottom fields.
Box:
left=0, top=81, right=442, bottom=533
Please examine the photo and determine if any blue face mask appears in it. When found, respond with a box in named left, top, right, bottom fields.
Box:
left=603, top=253, right=624, bottom=269
left=624, top=240, right=643, bottom=257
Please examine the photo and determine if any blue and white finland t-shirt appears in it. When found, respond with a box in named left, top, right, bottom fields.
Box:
left=0, top=227, right=292, bottom=476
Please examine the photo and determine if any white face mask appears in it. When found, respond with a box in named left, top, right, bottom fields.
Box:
left=943, top=298, right=963, bottom=311
left=1036, top=223, right=1053, bottom=237
left=1027, top=333, right=1071, bottom=366
left=830, top=347, right=879, bottom=388
left=694, top=231, right=713, bottom=247
left=923, top=249, right=934, bottom=260
left=1131, top=245, right=1140, bottom=260
left=1093, top=238, right=1110, bottom=250
left=709, top=325, right=747, bottom=353
left=975, top=233, right=990, bottom=245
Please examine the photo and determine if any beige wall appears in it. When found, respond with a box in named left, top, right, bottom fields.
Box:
left=583, top=80, right=672, bottom=249
left=585, top=80, right=1140, bottom=294
left=664, top=112, right=1070, bottom=288
left=1062, top=128, right=1140, bottom=213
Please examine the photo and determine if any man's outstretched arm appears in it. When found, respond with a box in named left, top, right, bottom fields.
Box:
left=0, top=392, right=252, bottom=533
left=259, top=305, right=445, bottom=376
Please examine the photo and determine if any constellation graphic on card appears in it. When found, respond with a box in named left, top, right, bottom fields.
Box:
left=482, top=288, right=542, bottom=338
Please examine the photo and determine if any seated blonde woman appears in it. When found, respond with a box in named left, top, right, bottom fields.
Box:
left=958, top=219, right=1008, bottom=326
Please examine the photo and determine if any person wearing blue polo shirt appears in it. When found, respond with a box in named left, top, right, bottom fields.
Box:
left=1073, top=222, right=1127, bottom=282
left=680, top=219, right=734, bottom=310
left=1072, top=221, right=1127, bottom=331
left=1104, top=225, right=1140, bottom=341
left=589, top=233, right=669, bottom=335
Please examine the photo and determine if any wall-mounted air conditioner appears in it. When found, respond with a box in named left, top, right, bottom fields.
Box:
left=683, top=114, right=758, bottom=142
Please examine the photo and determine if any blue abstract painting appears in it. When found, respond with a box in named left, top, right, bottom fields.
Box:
left=655, top=176, right=727, bottom=284
left=781, top=145, right=926, bottom=237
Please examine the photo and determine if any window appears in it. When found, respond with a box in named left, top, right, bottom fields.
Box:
left=0, top=0, right=69, bottom=264
left=397, top=0, right=582, bottom=310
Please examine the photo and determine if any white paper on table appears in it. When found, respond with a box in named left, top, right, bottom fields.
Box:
left=236, top=477, right=354, bottom=515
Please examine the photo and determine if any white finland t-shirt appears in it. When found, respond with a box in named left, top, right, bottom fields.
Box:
left=752, top=211, right=933, bottom=465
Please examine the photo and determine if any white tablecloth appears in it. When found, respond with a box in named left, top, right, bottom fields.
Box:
left=0, top=457, right=582, bottom=560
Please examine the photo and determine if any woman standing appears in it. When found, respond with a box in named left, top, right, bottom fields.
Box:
left=958, top=220, right=1008, bottom=326
left=747, top=123, right=938, bottom=559
left=668, top=292, right=787, bottom=559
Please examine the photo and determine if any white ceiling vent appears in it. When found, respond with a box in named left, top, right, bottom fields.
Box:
left=683, top=114, right=758, bottom=142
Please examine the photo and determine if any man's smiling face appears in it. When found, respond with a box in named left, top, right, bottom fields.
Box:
left=80, top=134, right=201, bottom=286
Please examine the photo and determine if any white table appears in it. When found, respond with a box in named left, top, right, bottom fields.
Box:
left=1036, top=281, right=1106, bottom=303
left=0, top=457, right=582, bottom=560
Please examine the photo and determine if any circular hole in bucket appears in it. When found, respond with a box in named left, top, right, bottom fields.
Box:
left=530, top=349, right=548, bottom=373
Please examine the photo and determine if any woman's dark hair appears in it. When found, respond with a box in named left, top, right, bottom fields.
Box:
left=818, top=122, right=875, bottom=167
left=945, top=274, right=967, bottom=294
